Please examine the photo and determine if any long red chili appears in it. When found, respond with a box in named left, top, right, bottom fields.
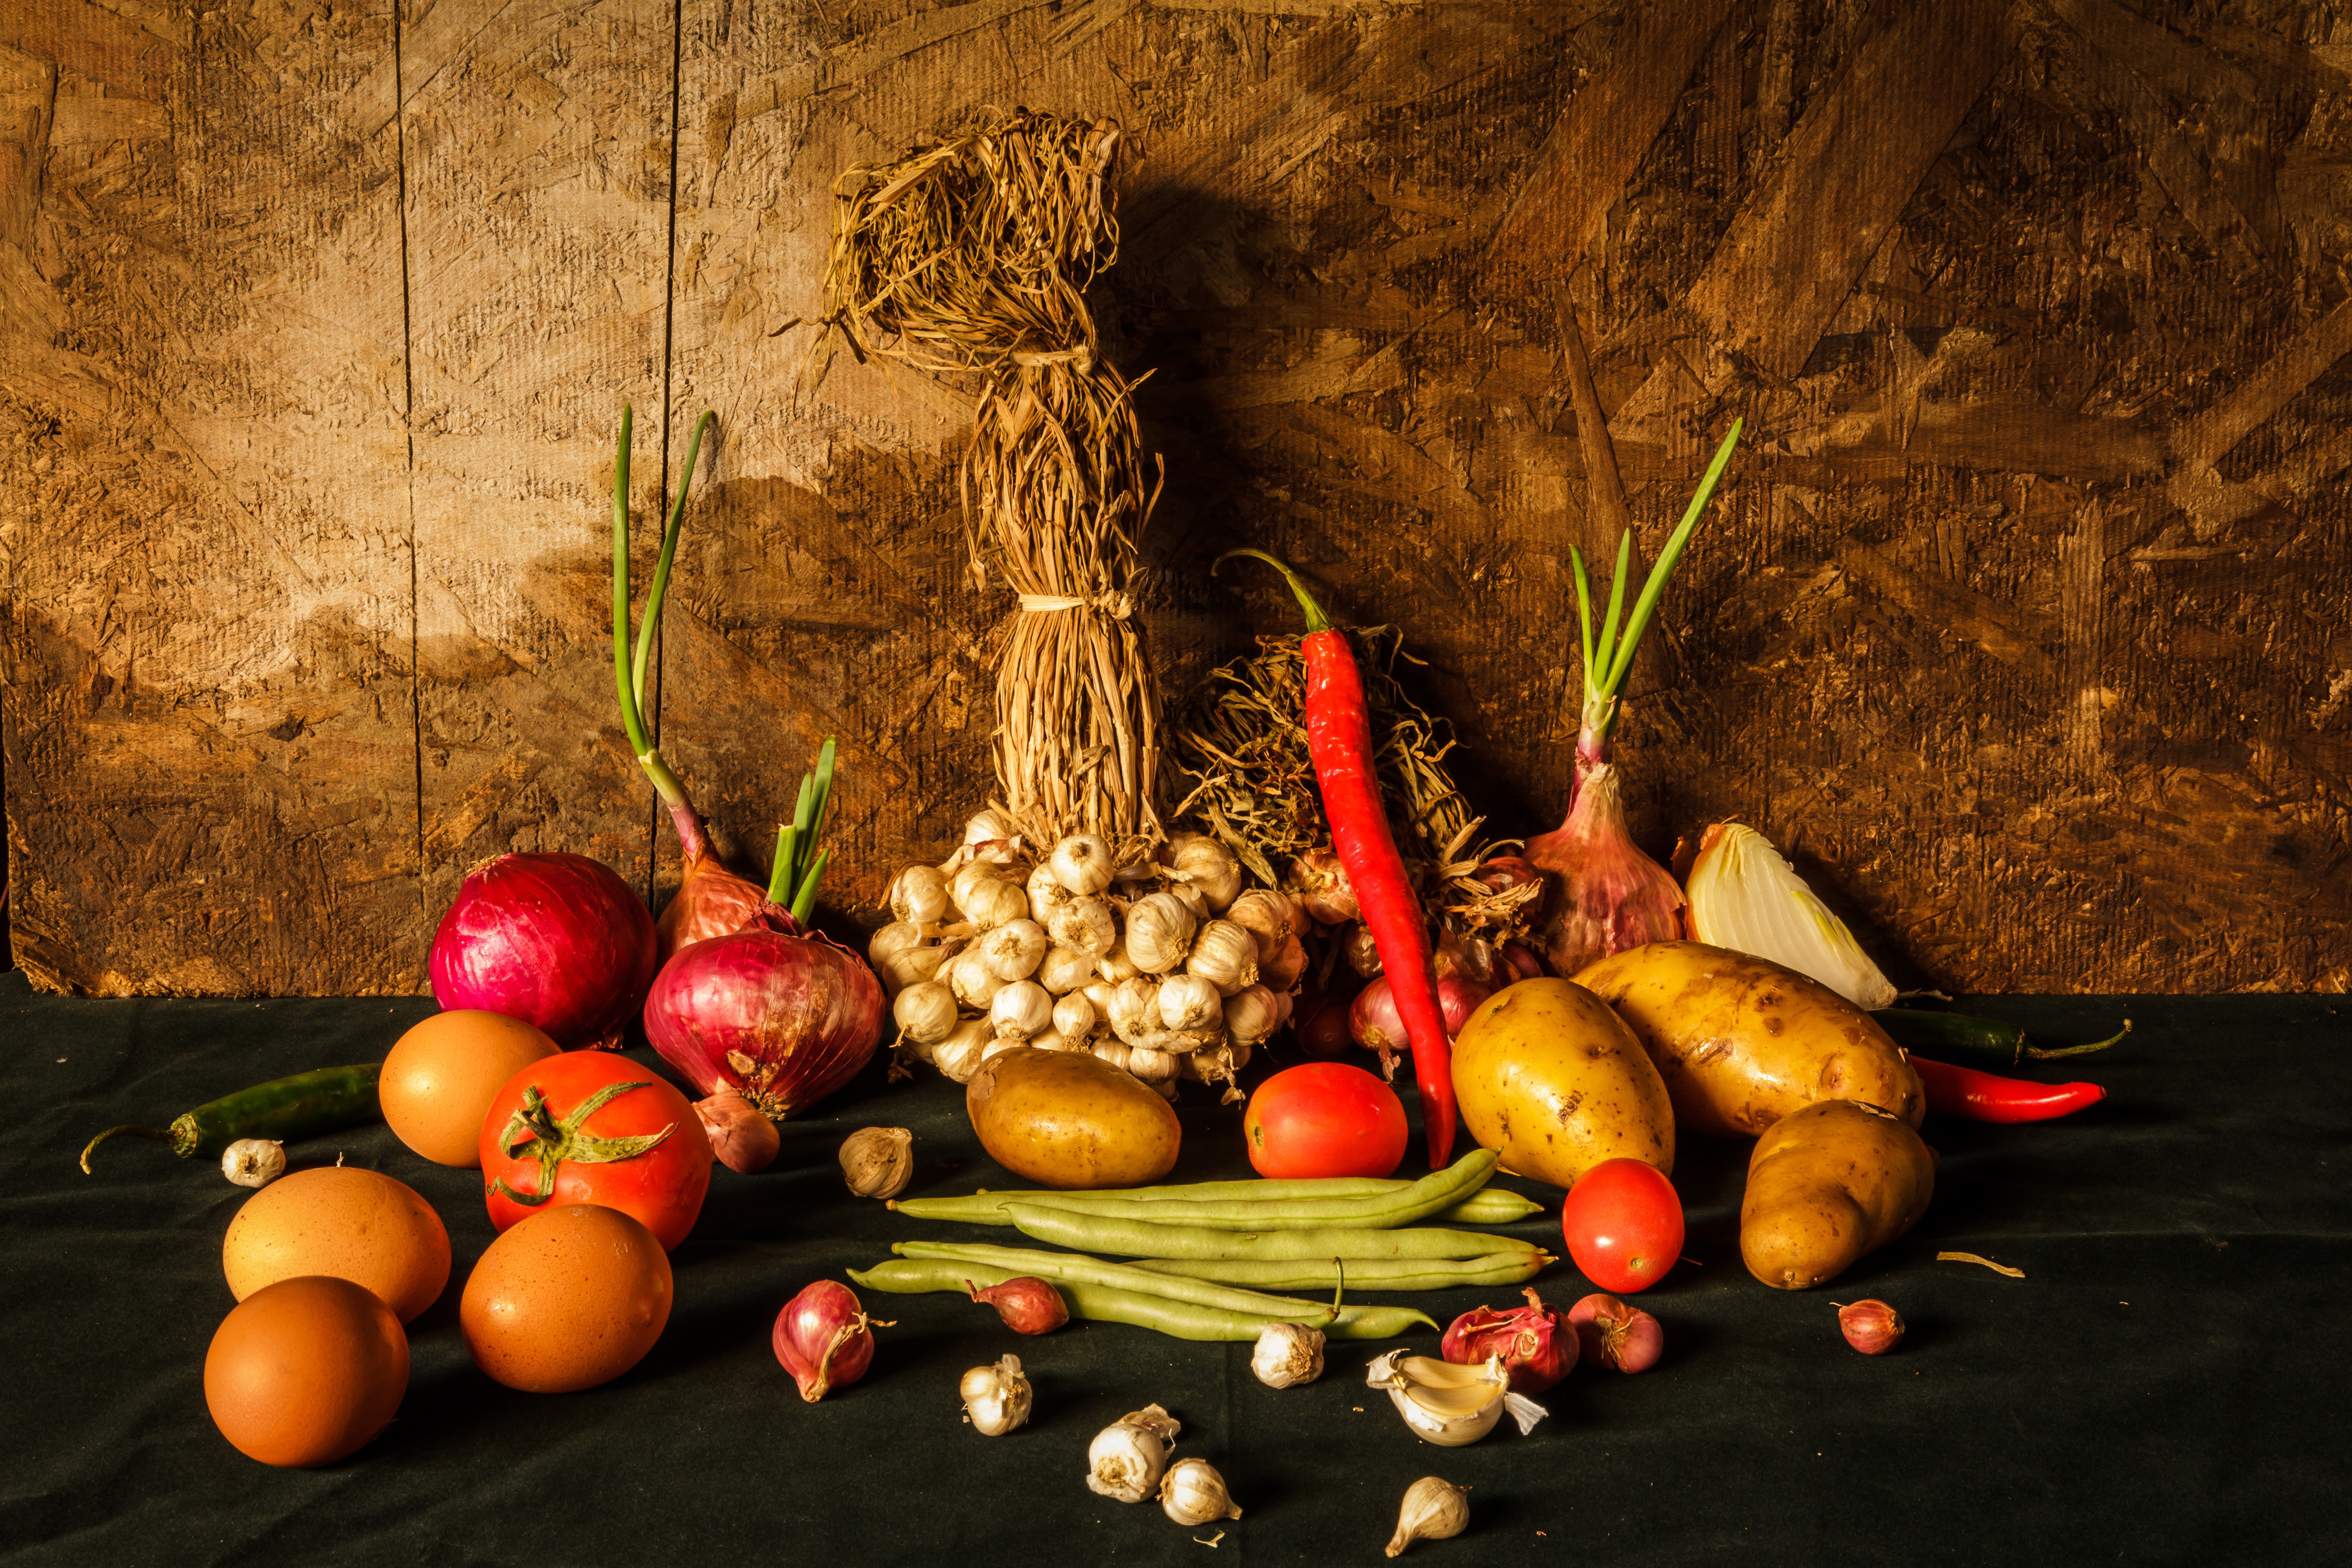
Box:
left=1909, top=1054, right=2107, bottom=1124
left=1217, top=549, right=1456, bottom=1168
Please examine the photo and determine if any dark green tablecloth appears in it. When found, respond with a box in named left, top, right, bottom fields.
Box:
left=2, top=975, right=2343, bottom=1566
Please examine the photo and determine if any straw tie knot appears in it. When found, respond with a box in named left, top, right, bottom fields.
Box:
left=1017, top=590, right=1133, bottom=618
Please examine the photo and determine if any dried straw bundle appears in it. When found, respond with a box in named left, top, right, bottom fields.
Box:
left=825, top=111, right=1163, bottom=862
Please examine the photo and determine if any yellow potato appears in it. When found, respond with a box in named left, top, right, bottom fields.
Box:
left=1740, top=1099, right=1934, bottom=1290
left=967, top=1046, right=1181, bottom=1189
left=1573, top=941, right=1922, bottom=1137
left=1450, top=979, right=1675, bottom=1189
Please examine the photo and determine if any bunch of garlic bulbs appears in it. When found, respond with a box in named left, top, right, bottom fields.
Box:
left=871, top=812, right=1306, bottom=1103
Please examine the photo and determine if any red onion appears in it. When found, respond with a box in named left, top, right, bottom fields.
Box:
left=1352, top=973, right=1489, bottom=1063
left=1524, top=764, right=1684, bottom=978
left=967, top=1276, right=1068, bottom=1335
left=1290, top=847, right=1359, bottom=925
left=774, top=1280, right=881, bottom=1401
left=645, top=904, right=886, bottom=1120
left=429, top=853, right=658, bottom=1050
left=1498, top=941, right=1546, bottom=984
left=1439, top=1287, right=1576, bottom=1393
left=657, top=827, right=769, bottom=965
left=696, top=1088, right=781, bottom=1173
left=1568, top=1292, right=1663, bottom=1373
left=1295, top=987, right=1354, bottom=1059
left=1839, top=1299, right=1905, bottom=1355
left=1435, top=973, right=1491, bottom=1032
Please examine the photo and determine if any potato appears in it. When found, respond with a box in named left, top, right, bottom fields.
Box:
left=1450, top=978, right=1675, bottom=1188
left=1573, top=941, right=1922, bottom=1137
left=1740, top=1099, right=1934, bottom=1289
left=967, top=1045, right=1181, bottom=1189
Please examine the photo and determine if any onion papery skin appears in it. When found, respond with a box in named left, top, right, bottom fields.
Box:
left=644, top=907, right=886, bottom=1121
left=429, top=853, right=658, bottom=1051
left=656, top=847, right=769, bottom=965
left=1440, top=1288, right=1576, bottom=1393
left=1524, top=765, right=1684, bottom=980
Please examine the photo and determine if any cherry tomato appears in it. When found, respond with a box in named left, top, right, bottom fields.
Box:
left=480, top=1051, right=713, bottom=1250
left=1560, top=1158, right=1683, bottom=1293
left=1243, top=1063, right=1409, bottom=1179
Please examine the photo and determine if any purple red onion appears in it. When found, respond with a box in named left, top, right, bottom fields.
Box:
left=774, top=1280, right=881, bottom=1402
left=428, top=852, right=658, bottom=1050
left=645, top=904, right=885, bottom=1121
left=1568, top=1292, right=1663, bottom=1373
left=1440, top=1287, right=1577, bottom=1393
left=1839, top=1299, right=1905, bottom=1355
left=1524, top=764, right=1684, bottom=978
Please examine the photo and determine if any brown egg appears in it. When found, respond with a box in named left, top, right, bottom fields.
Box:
left=382, top=1010, right=561, bottom=1166
left=224, top=1166, right=451, bottom=1323
left=205, top=1275, right=409, bottom=1466
left=460, top=1204, right=673, bottom=1393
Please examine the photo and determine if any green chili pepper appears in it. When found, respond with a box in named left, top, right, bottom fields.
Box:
left=1872, top=1010, right=2130, bottom=1069
left=79, top=1064, right=384, bottom=1173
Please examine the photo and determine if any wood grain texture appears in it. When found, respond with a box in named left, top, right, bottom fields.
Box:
left=4, top=0, right=2347, bottom=995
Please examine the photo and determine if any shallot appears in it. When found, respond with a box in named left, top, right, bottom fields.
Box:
left=966, top=1276, right=1069, bottom=1335
left=1438, top=1288, right=1576, bottom=1393
left=1567, top=1292, right=1663, bottom=1373
left=1839, top=1299, right=1906, bottom=1354
left=1351, top=974, right=1489, bottom=1068
left=774, top=1280, right=885, bottom=1402
left=696, top=1088, right=780, bottom=1173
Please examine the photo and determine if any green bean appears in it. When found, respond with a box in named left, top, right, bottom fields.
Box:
left=847, top=1260, right=1432, bottom=1342
left=908, top=1150, right=1499, bottom=1232
left=891, top=1181, right=1542, bottom=1230
left=893, top=1240, right=1332, bottom=1318
left=1001, top=1202, right=1541, bottom=1263
left=1131, top=1252, right=1549, bottom=1292
left=1441, top=1188, right=1545, bottom=1224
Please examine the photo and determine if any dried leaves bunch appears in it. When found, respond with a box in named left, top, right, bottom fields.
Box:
left=825, top=111, right=1163, bottom=859
left=1172, top=632, right=1533, bottom=936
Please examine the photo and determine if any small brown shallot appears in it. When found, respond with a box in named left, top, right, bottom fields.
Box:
left=839, top=1125, right=915, bottom=1198
left=699, top=1088, right=782, bottom=1173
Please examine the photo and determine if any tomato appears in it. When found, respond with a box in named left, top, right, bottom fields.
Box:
left=1560, top=1157, right=1683, bottom=1293
left=480, top=1051, right=712, bottom=1251
left=1243, top=1063, right=1408, bottom=1179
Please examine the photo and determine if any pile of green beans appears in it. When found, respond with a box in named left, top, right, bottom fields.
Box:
left=891, top=1184, right=1540, bottom=1229
left=1132, top=1253, right=1544, bottom=1292
left=998, top=1202, right=1548, bottom=1265
left=849, top=1259, right=1436, bottom=1343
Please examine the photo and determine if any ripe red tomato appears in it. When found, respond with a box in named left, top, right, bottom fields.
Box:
left=1243, top=1063, right=1408, bottom=1179
left=1560, top=1158, right=1683, bottom=1293
left=480, top=1051, right=713, bottom=1250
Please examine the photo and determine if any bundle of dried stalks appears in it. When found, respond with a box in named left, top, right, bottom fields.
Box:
left=825, top=111, right=1161, bottom=860
left=1172, top=632, right=1535, bottom=936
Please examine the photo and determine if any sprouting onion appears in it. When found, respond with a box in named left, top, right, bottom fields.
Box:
left=767, top=737, right=839, bottom=927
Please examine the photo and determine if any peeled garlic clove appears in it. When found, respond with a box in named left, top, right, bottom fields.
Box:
left=1086, top=1404, right=1181, bottom=1504
left=893, top=980, right=960, bottom=1046
left=221, top=1138, right=285, bottom=1188
left=840, top=1125, right=915, bottom=1198
left=1049, top=832, right=1116, bottom=896
left=990, top=979, right=1054, bottom=1040
left=960, top=1353, right=1032, bottom=1436
left=1366, top=1352, right=1548, bottom=1447
left=1160, top=1457, right=1241, bottom=1526
left=1386, top=1476, right=1471, bottom=1557
left=1250, top=1321, right=1326, bottom=1388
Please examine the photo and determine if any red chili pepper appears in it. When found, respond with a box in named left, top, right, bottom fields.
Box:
left=1909, top=1054, right=2107, bottom=1124
left=1218, top=549, right=1456, bottom=1168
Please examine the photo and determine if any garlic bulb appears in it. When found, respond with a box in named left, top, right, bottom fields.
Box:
left=1124, top=892, right=1197, bottom=973
left=1091, top=1039, right=1135, bottom=1073
left=1158, top=973, right=1224, bottom=1033
left=948, top=945, right=1009, bottom=1009
left=1037, top=944, right=1095, bottom=995
left=964, top=808, right=1017, bottom=848
left=222, top=1138, right=285, bottom=1188
left=951, top=859, right=1007, bottom=917
left=980, top=1032, right=1025, bottom=1064
left=1125, top=1046, right=1179, bottom=1085
left=980, top=918, right=1049, bottom=981
left=1107, top=976, right=1161, bottom=1045
left=1386, top=1477, right=1471, bottom=1557
left=1097, top=941, right=1141, bottom=984
left=1047, top=894, right=1117, bottom=957
left=964, top=876, right=1030, bottom=930
left=892, top=980, right=959, bottom=1046
left=1028, top=1027, right=1071, bottom=1052
left=890, top=864, right=951, bottom=926
left=1159, top=1458, right=1242, bottom=1526
left=839, top=1125, right=916, bottom=1199
left=879, top=946, right=948, bottom=998
left=961, top=1354, right=1032, bottom=1436
left=1086, top=1405, right=1181, bottom=1504
left=1026, top=862, right=1074, bottom=925
left=868, top=920, right=927, bottom=967
left=990, top=979, right=1053, bottom=1040
left=1167, top=882, right=1213, bottom=921
left=1052, top=990, right=1098, bottom=1042
left=1365, top=1352, right=1548, bottom=1447
left=1169, top=832, right=1244, bottom=911
left=1080, top=978, right=1119, bottom=1018
left=1259, top=930, right=1308, bottom=991
left=1222, top=984, right=1284, bottom=1045
left=1250, top=1322, right=1325, bottom=1388
left=1049, top=832, right=1116, bottom=896
left=932, top=1018, right=993, bottom=1084
left=1186, top=919, right=1260, bottom=995
left=1225, top=888, right=1298, bottom=956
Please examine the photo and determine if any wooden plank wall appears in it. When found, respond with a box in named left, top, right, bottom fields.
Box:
left=3, top=0, right=2347, bottom=997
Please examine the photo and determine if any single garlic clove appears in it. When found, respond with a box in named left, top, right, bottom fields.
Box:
left=1250, top=1321, right=1326, bottom=1388
left=1159, top=1457, right=1242, bottom=1526
left=839, top=1125, right=916, bottom=1199
left=960, top=1353, right=1032, bottom=1436
left=221, top=1138, right=285, bottom=1188
left=1366, top=1352, right=1547, bottom=1447
left=1386, top=1476, right=1471, bottom=1557
left=1086, top=1404, right=1181, bottom=1504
